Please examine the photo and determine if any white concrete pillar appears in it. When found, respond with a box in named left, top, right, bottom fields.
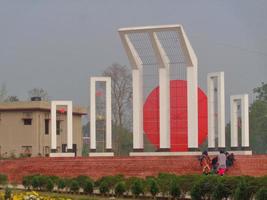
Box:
left=159, top=67, right=170, bottom=149
left=187, top=66, right=198, bottom=149
left=132, top=68, right=144, bottom=150
left=207, top=76, right=215, bottom=148
left=230, top=97, right=238, bottom=147
left=217, top=72, right=225, bottom=147
left=90, top=79, right=96, bottom=150
left=106, top=77, right=112, bottom=150
left=90, top=77, right=113, bottom=151
left=230, top=94, right=249, bottom=148
left=207, top=72, right=225, bottom=149
left=51, top=101, right=73, bottom=152
left=51, top=102, right=57, bottom=151
left=241, top=94, right=249, bottom=147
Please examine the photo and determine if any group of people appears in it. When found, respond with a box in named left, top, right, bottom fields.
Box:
left=199, top=150, right=235, bottom=175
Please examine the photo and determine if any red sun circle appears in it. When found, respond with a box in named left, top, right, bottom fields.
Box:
left=143, top=80, right=208, bottom=152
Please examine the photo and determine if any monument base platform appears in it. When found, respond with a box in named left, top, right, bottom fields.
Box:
left=88, top=152, right=114, bottom=157
left=130, top=151, right=202, bottom=156
left=208, top=150, right=252, bottom=156
left=49, top=153, right=75, bottom=157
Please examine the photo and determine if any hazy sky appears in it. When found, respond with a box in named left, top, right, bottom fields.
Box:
left=0, top=0, right=266, bottom=121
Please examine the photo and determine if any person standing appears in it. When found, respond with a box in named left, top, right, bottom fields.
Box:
left=217, top=150, right=227, bottom=175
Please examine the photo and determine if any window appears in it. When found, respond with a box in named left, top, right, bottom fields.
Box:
left=23, top=118, right=32, bottom=125
left=56, top=120, right=61, bottom=135
left=45, top=119, right=49, bottom=135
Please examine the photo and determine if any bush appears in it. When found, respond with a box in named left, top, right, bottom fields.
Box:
left=234, top=179, right=250, bottom=200
left=147, top=178, right=159, bottom=198
left=31, top=176, right=40, bottom=190
left=57, top=179, right=66, bottom=191
left=0, top=174, right=7, bottom=186
left=69, top=180, right=80, bottom=193
left=131, top=179, right=144, bottom=198
left=156, top=173, right=174, bottom=196
left=255, top=187, right=267, bottom=200
left=212, top=178, right=231, bottom=200
left=176, top=175, right=200, bottom=197
left=4, top=187, right=11, bottom=200
left=99, top=180, right=109, bottom=195
left=170, top=179, right=181, bottom=199
left=83, top=179, right=94, bottom=194
left=115, top=181, right=126, bottom=197
left=22, top=176, right=33, bottom=190
left=46, top=178, right=54, bottom=192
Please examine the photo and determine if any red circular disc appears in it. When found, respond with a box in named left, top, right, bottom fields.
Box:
left=143, top=80, right=208, bottom=152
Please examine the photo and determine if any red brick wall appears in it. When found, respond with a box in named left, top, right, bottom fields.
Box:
left=0, top=155, right=266, bottom=183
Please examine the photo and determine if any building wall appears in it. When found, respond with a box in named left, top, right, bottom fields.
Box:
left=0, top=111, right=83, bottom=157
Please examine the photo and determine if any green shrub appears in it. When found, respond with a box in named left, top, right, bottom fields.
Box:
left=4, top=187, right=11, bottom=200
left=83, top=179, right=94, bottom=194
left=234, top=179, right=250, bottom=200
left=46, top=178, right=54, bottom=192
left=115, top=181, right=126, bottom=197
left=170, top=179, right=181, bottom=199
left=38, top=176, right=48, bottom=190
left=147, top=178, right=159, bottom=198
left=125, top=177, right=139, bottom=195
left=57, top=179, right=66, bottom=191
left=99, top=180, right=109, bottom=195
left=176, top=175, right=200, bottom=197
left=131, top=179, right=144, bottom=198
left=156, top=173, right=174, bottom=196
left=190, top=182, right=203, bottom=200
left=22, top=176, right=33, bottom=190
left=70, top=180, right=80, bottom=193
left=255, top=187, right=267, bottom=200
left=212, top=178, right=231, bottom=200
left=31, top=176, right=40, bottom=190
left=0, top=174, right=7, bottom=186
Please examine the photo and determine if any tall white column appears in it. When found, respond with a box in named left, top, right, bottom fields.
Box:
left=230, top=97, right=238, bottom=147
left=106, top=78, right=112, bottom=150
left=132, top=68, right=144, bottom=150
left=90, top=79, right=96, bottom=150
left=217, top=72, right=225, bottom=147
left=207, top=77, right=215, bottom=148
left=159, top=67, right=170, bottom=149
left=241, top=94, right=249, bottom=147
left=187, top=66, right=198, bottom=149
left=51, top=102, right=57, bottom=150
left=207, top=72, right=225, bottom=149
left=67, top=102, right=73, bottom=150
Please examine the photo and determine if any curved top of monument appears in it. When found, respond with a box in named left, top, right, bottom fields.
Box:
left=118, top=24, right=197, bottom=69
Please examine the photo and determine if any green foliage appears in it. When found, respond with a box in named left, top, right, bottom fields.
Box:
left=170, top=179, right=181, bottom=199
left=83, top=180, right=94, bottom=194
left=4, top=187, right=11, bottom=200
left=176, top=175, right=200, bottom=197
left=212, top=178, right=231, bottom=200
left=57, top=179, right=66, bottom=190
left=234, top=179, right=250, bottom=200
left=145, top=178, right=159, bottom=197
left=156, top=173, right=174, bottom=196
left=46, top=179, right=54, bottom=192
left=69, top=180, right=80, bottom=193
left=190, top=175, right=218, bottom=200
left=114, top=181, right=126, bottom=197
left=99, top=180, right=109, bottom=195
left=131, top=179, right=144, bottom=198
left=255, top=187, right=267, bottom=200
left=0, top=174, right=7, bottom=186
left=31, top=176, right=40, bottom=190
left=253, top=82, right=267, bottom=102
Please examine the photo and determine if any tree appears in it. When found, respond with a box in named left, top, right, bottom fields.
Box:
left=28, top=88, right=49, bottom=101
left=249, top=82, right=267, bottom=154
left=4, top=96, right=19, bottom=102
left=253, top=82, right=267, bottom=102
left=102, top=63, right=132, bottom=128
left=0, top=83, right=7, bottom=102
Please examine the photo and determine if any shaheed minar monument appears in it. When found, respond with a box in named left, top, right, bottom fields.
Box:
left=50, top=24, right=251, bottom=157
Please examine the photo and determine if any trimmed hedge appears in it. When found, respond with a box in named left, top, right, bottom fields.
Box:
left=8, top=174, right=267, bottom=199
